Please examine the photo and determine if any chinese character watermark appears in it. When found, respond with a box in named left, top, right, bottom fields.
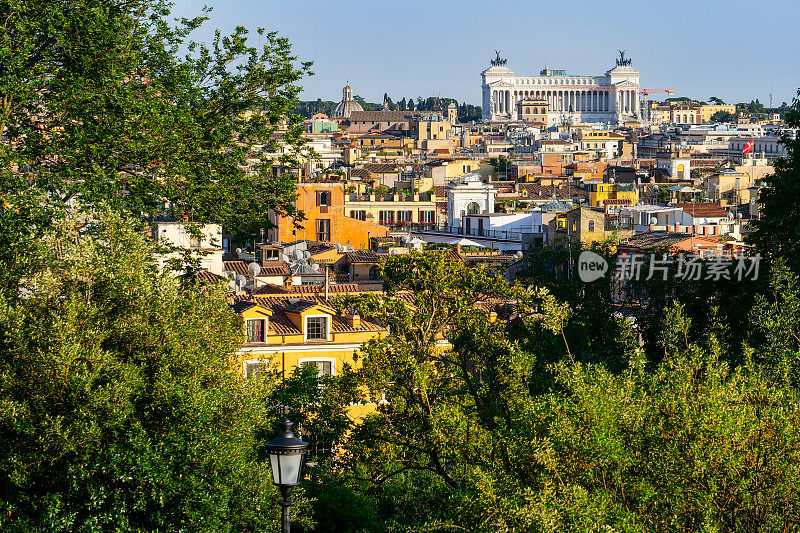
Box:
left=577, top=251, right=761, bottom=282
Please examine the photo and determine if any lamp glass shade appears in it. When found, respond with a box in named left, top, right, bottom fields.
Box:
left=266, top=418, right=309, bottom=487
left=270, top=451, right=303, bottom=485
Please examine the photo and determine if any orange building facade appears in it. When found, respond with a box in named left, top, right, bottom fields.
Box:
left=269, top=182, right=388, bottom=249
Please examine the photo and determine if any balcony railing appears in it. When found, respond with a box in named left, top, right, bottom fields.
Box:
left=390, top=222, right=527, bottom=242
left=347, top=193, right=434, bottom=203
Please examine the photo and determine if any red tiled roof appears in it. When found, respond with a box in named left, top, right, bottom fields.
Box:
left=253, top=283, right=292, bottom=295
left=185, top=270, right=223, bottom=284
left=232, top=295, right=384, bottom=336
left=345, top=250, right=383, bottom=264
left=260, top=260, right=291, bottom=277
left=224, top=261, right=249, bottom=276
left=672, top=202, right=729, bottom=218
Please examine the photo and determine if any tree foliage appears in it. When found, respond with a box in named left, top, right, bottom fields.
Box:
left=0, top=0, right=311, bottom=268
left=711, top=110, right=734, bottom=122
left=0, top=214, right=309, bottom=531
left=308, top=251, right=800, bottom=532
left=750, top=91, right=800, bottom=270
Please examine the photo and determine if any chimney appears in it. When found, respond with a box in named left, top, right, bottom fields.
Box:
left=347, top=313, right=361, bottom=329
left=649, top=224, right=655, bottom=231
left=284, top=276, right=293, bottom=289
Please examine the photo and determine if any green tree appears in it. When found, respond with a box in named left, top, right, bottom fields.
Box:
left=0, top=0, right=312, bottom=289
left=320, top=255, right=800, bottom=531
left=0, top=213, right=310, bottom=531
left=489, top=155, right=512, bottom=174
left=711, top=110, right=734, bottom=122
left=750, top=91, right=800, bottom=270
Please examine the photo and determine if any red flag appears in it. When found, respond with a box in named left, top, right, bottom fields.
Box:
left=742, top=137, right=754, bottom=155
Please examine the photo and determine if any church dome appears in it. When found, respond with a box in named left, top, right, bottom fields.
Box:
left=331, top=83, right=363, bottom=119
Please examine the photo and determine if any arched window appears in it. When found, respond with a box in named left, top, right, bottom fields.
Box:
left=466, top=202, right=480, bottom=215
left=588, top=220, right=595, bottom=232
left=318, top=191, right=329, bottom=206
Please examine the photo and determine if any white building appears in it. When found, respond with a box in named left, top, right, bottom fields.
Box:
left=462, top=211, right=545, bottom=239
left=481, top=51, right=640, bottom=125
left=152, top=222, right=224, bottom=276
left=446, top=173, right=497, bottom=229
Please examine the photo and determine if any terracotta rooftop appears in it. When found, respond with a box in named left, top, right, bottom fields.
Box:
left=260, top=260, right=291, bottom=277
left=362, top=163, right=398, bottom=174
left=349, top=110, right=419, bottom=123
left=232, top=295, right=384, bottom=336
left=672, top=202, right=729, bottom=218
left=345, top=250, right=384, bottom=264
left=223, top=261, right=249, bottom=277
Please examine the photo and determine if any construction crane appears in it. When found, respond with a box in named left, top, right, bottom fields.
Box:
left=639, top=88, right=675, bottom=96
left=639, top=89, right=676, bottom=125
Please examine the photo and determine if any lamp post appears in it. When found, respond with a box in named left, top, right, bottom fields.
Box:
left=266, top=418, right=309, bottom=533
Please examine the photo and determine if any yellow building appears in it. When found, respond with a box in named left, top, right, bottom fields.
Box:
left=575, top=129, right=625, bottom=156
left=547, top=206, right=633, bottom=247
left=698, top=104, right=736, bottom=123
left=233, top=296, right=387, bottom=418
left=647, top=103, right=671, bottom=125
left=670, top=105, right=700, bottom=125
left=517, top=98, right=548, bottom=124
left=588, top=181, right=639, bottom=208
left=269, top=182, right=388, bottom=249
left=416, top=118, right=451, bottom=142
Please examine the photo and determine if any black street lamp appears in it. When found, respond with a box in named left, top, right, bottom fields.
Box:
left=266, top=417, right=309, bottom=533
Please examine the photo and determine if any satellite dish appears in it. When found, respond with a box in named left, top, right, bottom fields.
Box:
left=339, top=166, right=346, bottom=173
left=281, top=254, right=290, bottom=262
left=228, top=279, right=237, bottom=290
left=293, top=249, right=303, bottom=260
left=303, top=250, right=311, bottom=259
left=727, top=211, right=735, bottom=220
left=609, top=178, right=615, bottom=183
left=737, top=212, right=743, bottom=220
left=515, top=251, right=523, bottom=259
left=650, top=216, right=658, bottom=225
left=235, top=248, right=242, bottom=257
left=248, top=262, right=262, bottom=277
left=335, top=243, right=343, bottom=252
left=235, top=275, right=247, bottom=290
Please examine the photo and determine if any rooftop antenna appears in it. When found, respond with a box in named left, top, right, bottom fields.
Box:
left=769, top=83, right=774, bottom=110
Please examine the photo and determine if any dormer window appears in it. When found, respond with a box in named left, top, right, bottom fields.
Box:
left=246, top=318, right=266, bottom=343
left=305, top=316, right=328, bottom=341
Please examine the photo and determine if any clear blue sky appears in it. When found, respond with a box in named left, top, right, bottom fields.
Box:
left=172, top=0, right=799, bottom=107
